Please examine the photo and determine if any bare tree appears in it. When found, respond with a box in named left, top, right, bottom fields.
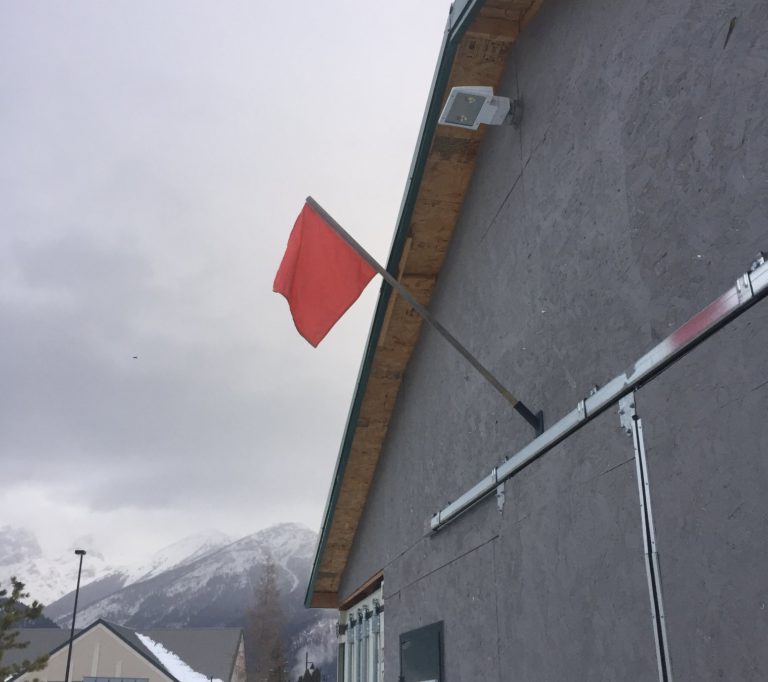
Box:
left=245, top=555, right=288, bottom=682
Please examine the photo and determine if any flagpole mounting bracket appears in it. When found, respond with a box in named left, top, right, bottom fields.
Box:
left=514, top=402, right=544, bottom=435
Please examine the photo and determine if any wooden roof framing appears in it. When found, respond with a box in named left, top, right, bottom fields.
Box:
left=307, top=0, right=543, bottom=609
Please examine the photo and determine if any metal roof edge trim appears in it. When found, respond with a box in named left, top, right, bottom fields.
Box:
left=448, top=0, right=486, bottom=34
left=304, top=0, right=485, bottom=609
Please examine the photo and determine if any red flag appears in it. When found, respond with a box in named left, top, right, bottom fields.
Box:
left=273, top=202, right=376, bottom=346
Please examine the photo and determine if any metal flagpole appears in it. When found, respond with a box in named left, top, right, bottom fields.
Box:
left=306, top=196, right=544, bottom=435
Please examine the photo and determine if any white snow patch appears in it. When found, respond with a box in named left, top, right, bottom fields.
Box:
left=124, top=530, right=231, bottom=584
left=137, top=633, right=223, bottom=682
left=43, top=522, right=318, bottom=628
left=0, top=527, right=118, bottom=607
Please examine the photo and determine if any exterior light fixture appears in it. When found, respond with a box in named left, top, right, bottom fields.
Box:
left=438, top=86, right=521, bottom=129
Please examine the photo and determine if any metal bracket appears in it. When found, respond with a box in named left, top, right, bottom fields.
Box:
left=736, top=273, right=753, bottom=304
left=496, top=458, right=509, bottom=512
left=617, top=393, right=674, bottom=682
left=514, top=403, right=544, bottom=435
left=618, top=394, right=636, bottom=435
left=496, top=481, right=505, bottom=513
left=576, top=399, right=587, bottom=421
left=505, top=99, right=524, bottom=128
left=750, top=251, right=766, bottom=272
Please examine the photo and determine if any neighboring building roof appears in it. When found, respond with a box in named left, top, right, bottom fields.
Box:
left=305, top=0, right=545, bottom=608
left=106, top=621, right=178, bottom=679
left=2, top=628, right=70, bottom=666
left=142, top=629, right=242, bottom=682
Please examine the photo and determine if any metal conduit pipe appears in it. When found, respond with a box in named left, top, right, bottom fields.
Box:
left=431, top=254, right=768, bottom=532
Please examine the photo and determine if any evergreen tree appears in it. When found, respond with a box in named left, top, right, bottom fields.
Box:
left=0, top=577, right=49, bottom=680
left=245, top=555, right=288, bottom=682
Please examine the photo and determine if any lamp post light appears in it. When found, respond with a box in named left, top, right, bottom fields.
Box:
left=64, top=549, right=86, bottom=682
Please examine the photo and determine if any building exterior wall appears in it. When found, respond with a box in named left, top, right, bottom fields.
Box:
left=337, top=0, right=768, bottom=679
left=16, top=627, right=173, bottom=682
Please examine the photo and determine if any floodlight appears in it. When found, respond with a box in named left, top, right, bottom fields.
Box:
left=438, top=86, right=511, bottom=130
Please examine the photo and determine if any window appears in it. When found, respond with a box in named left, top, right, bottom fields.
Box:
left=399, top=622, right=443, bottom=682
left=337, top=642, right=345, bottom=682
left=338, top=586, right=383, bottom=682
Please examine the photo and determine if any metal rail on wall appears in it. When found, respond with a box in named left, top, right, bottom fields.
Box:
left=430, top=253, right=768, bottom=532
left=620, top=394, right=674, bottom=682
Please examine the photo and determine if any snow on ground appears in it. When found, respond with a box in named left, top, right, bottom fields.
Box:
left=137, top=633, right=223, bottom=682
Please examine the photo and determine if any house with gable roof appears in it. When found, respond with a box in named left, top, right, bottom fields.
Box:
left=8, top=621, right=245, bottom=682
left=304, top=0, right=768, bottom=680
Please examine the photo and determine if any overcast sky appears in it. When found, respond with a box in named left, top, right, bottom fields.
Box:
left=0, top=1, right=450, bottom=564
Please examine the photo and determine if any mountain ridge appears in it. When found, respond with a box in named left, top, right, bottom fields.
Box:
left=1, top=523, right=334, bottom=680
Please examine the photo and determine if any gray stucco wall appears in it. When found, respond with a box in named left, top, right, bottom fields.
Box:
left=339, top=0, right=768, bottom=679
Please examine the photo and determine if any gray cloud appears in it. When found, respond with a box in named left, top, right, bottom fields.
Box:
left=0, top=0, right=449, bottom=561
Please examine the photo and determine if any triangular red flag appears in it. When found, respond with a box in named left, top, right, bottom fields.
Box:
left=273, top=202, right=376, bottom=346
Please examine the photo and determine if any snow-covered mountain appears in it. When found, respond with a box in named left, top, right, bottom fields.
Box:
left=1, top=523, right=336, bottom=678
left=122, top=530, right=232, bottom=585
left=0, top=527, right=41, bottom=566
left=0, top=525, right=118, bottom=606
left=46, top=523, right=318, bottom=630
left=0, top=526, right=231, bottom=609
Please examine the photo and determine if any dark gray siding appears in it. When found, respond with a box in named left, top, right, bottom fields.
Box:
left=637, top=307, right=768, bottom=680
left=339, top=0, right=768, bottom=679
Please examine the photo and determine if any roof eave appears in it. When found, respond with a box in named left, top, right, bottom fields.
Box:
left=305, top=0, right=538, bottom=609
left=303, top=6, right=470, bottom=609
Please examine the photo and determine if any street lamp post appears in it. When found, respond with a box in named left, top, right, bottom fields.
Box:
left=64, top=549, right=86, bottom=682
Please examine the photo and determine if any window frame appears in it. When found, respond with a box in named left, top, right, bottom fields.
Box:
left=338, top=586, right=384, bottom=682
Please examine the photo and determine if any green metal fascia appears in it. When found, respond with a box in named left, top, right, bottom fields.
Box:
left=304, top=0, right=485, bottom=609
